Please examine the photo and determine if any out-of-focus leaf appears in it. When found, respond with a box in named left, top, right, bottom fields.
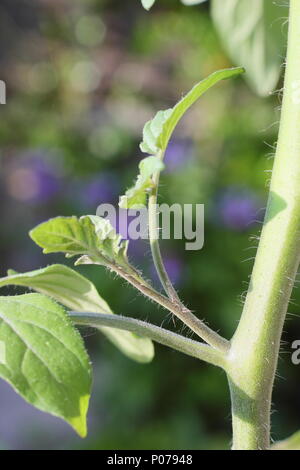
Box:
left=271, top=431, right=300, bottom=450
left=141, top=0, right=156, bottom=10
left=0, top=293, right=91, bottom=437
left=119, top=156, right=165, bottom=209
left=211, top=0, right=287, bottom=96
left=140, top=67, right=245, bottom=156
left=181, top=0, right=208, bottom=5
left=142, top=0, right=207, bottom=8
left=0, top=265, right=154, bottom=363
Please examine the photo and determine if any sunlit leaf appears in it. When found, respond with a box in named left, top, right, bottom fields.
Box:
left=0, top=293, right=91, bottom=437
left=122, top=68, right=243, bottom=211
left=0, top=265, right=154, bottom=363
left=140, top=67, right=245, bottom=156
left=30, top=215, right=131, bottom=272
left=211, top=0, right=287, bottom=96
left=271, top=431, right=300, bottom=450
left=119, top=156, right=165, bottom=209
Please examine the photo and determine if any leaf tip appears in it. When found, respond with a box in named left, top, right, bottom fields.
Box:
left=69, top=394, right=90, bottom=438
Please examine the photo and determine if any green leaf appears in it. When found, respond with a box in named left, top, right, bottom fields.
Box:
left=0, top=265, right=154, bottom=363
left=30, top=215, right=131, bottom=272
left=141, top=0, right=156, bottom=10
left=211, top=0, right=287, bottom=96
left=140, top=67, right=244, bottom=156
left=119, top=156, right=165, bottom=209
left=271, top=431, right=300, bottom=450
left=0, top=293, right=91, bottom=437
left=121, top=68, right=243, bottom=211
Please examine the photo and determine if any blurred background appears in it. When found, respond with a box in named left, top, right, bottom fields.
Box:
left=0, top=0, right=298, bottom=450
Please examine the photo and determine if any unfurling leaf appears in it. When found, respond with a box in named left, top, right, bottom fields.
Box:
left=121, top=68, right=244, bottom=211
left=0, top=265, right=154, bottom=363
left=141, top=0, right=156, bottom=10
left=140, top=67, right=244, bottom=156
left=119, top=156, right=165, bottom=209
left=0, top=293, right=91, bottom=437
left=30, top=215, right=131, bottom=272
left=211, top=0, right=287, bottom=96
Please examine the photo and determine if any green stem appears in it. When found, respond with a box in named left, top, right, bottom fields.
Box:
left=148, top=150, right=181, bottom=304
left=228, top=0, right=300, bottom=450
left=70, top=312, right=226, bottom=368
left=110, top=262, right=230, bottom=352
left=146, top=151, right=229, bottom=352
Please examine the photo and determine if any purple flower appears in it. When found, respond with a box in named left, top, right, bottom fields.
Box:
left=217, top=188, right=261, bottom=231
left=164, top=256, right=183, bottom=285
left=5, top=151, right=61, bottom=204
left=150, top=255, right=183, bottom=287
left=164, top=139, right=193, bottom=173
left=81, top=172, right=120, bottom=208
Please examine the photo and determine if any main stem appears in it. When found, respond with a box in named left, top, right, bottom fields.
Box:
left=228, top=0, right=300, bottom=450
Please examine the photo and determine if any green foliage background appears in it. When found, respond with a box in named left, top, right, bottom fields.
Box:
left=0, top=0, right=298, bottom=450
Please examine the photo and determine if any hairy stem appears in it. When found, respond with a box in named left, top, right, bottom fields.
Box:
left=109, top=262, right=230, bottom=352
left=146, top=150, right=229, bottom=352
left=148, top=150, right=182, bottom=304
left=228, top=0, right=300, bottom=450
left=70, top=312, right=226, bottom=368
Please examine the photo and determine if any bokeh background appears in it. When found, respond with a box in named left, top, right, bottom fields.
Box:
left=0, top=0, right=298, bottom=450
